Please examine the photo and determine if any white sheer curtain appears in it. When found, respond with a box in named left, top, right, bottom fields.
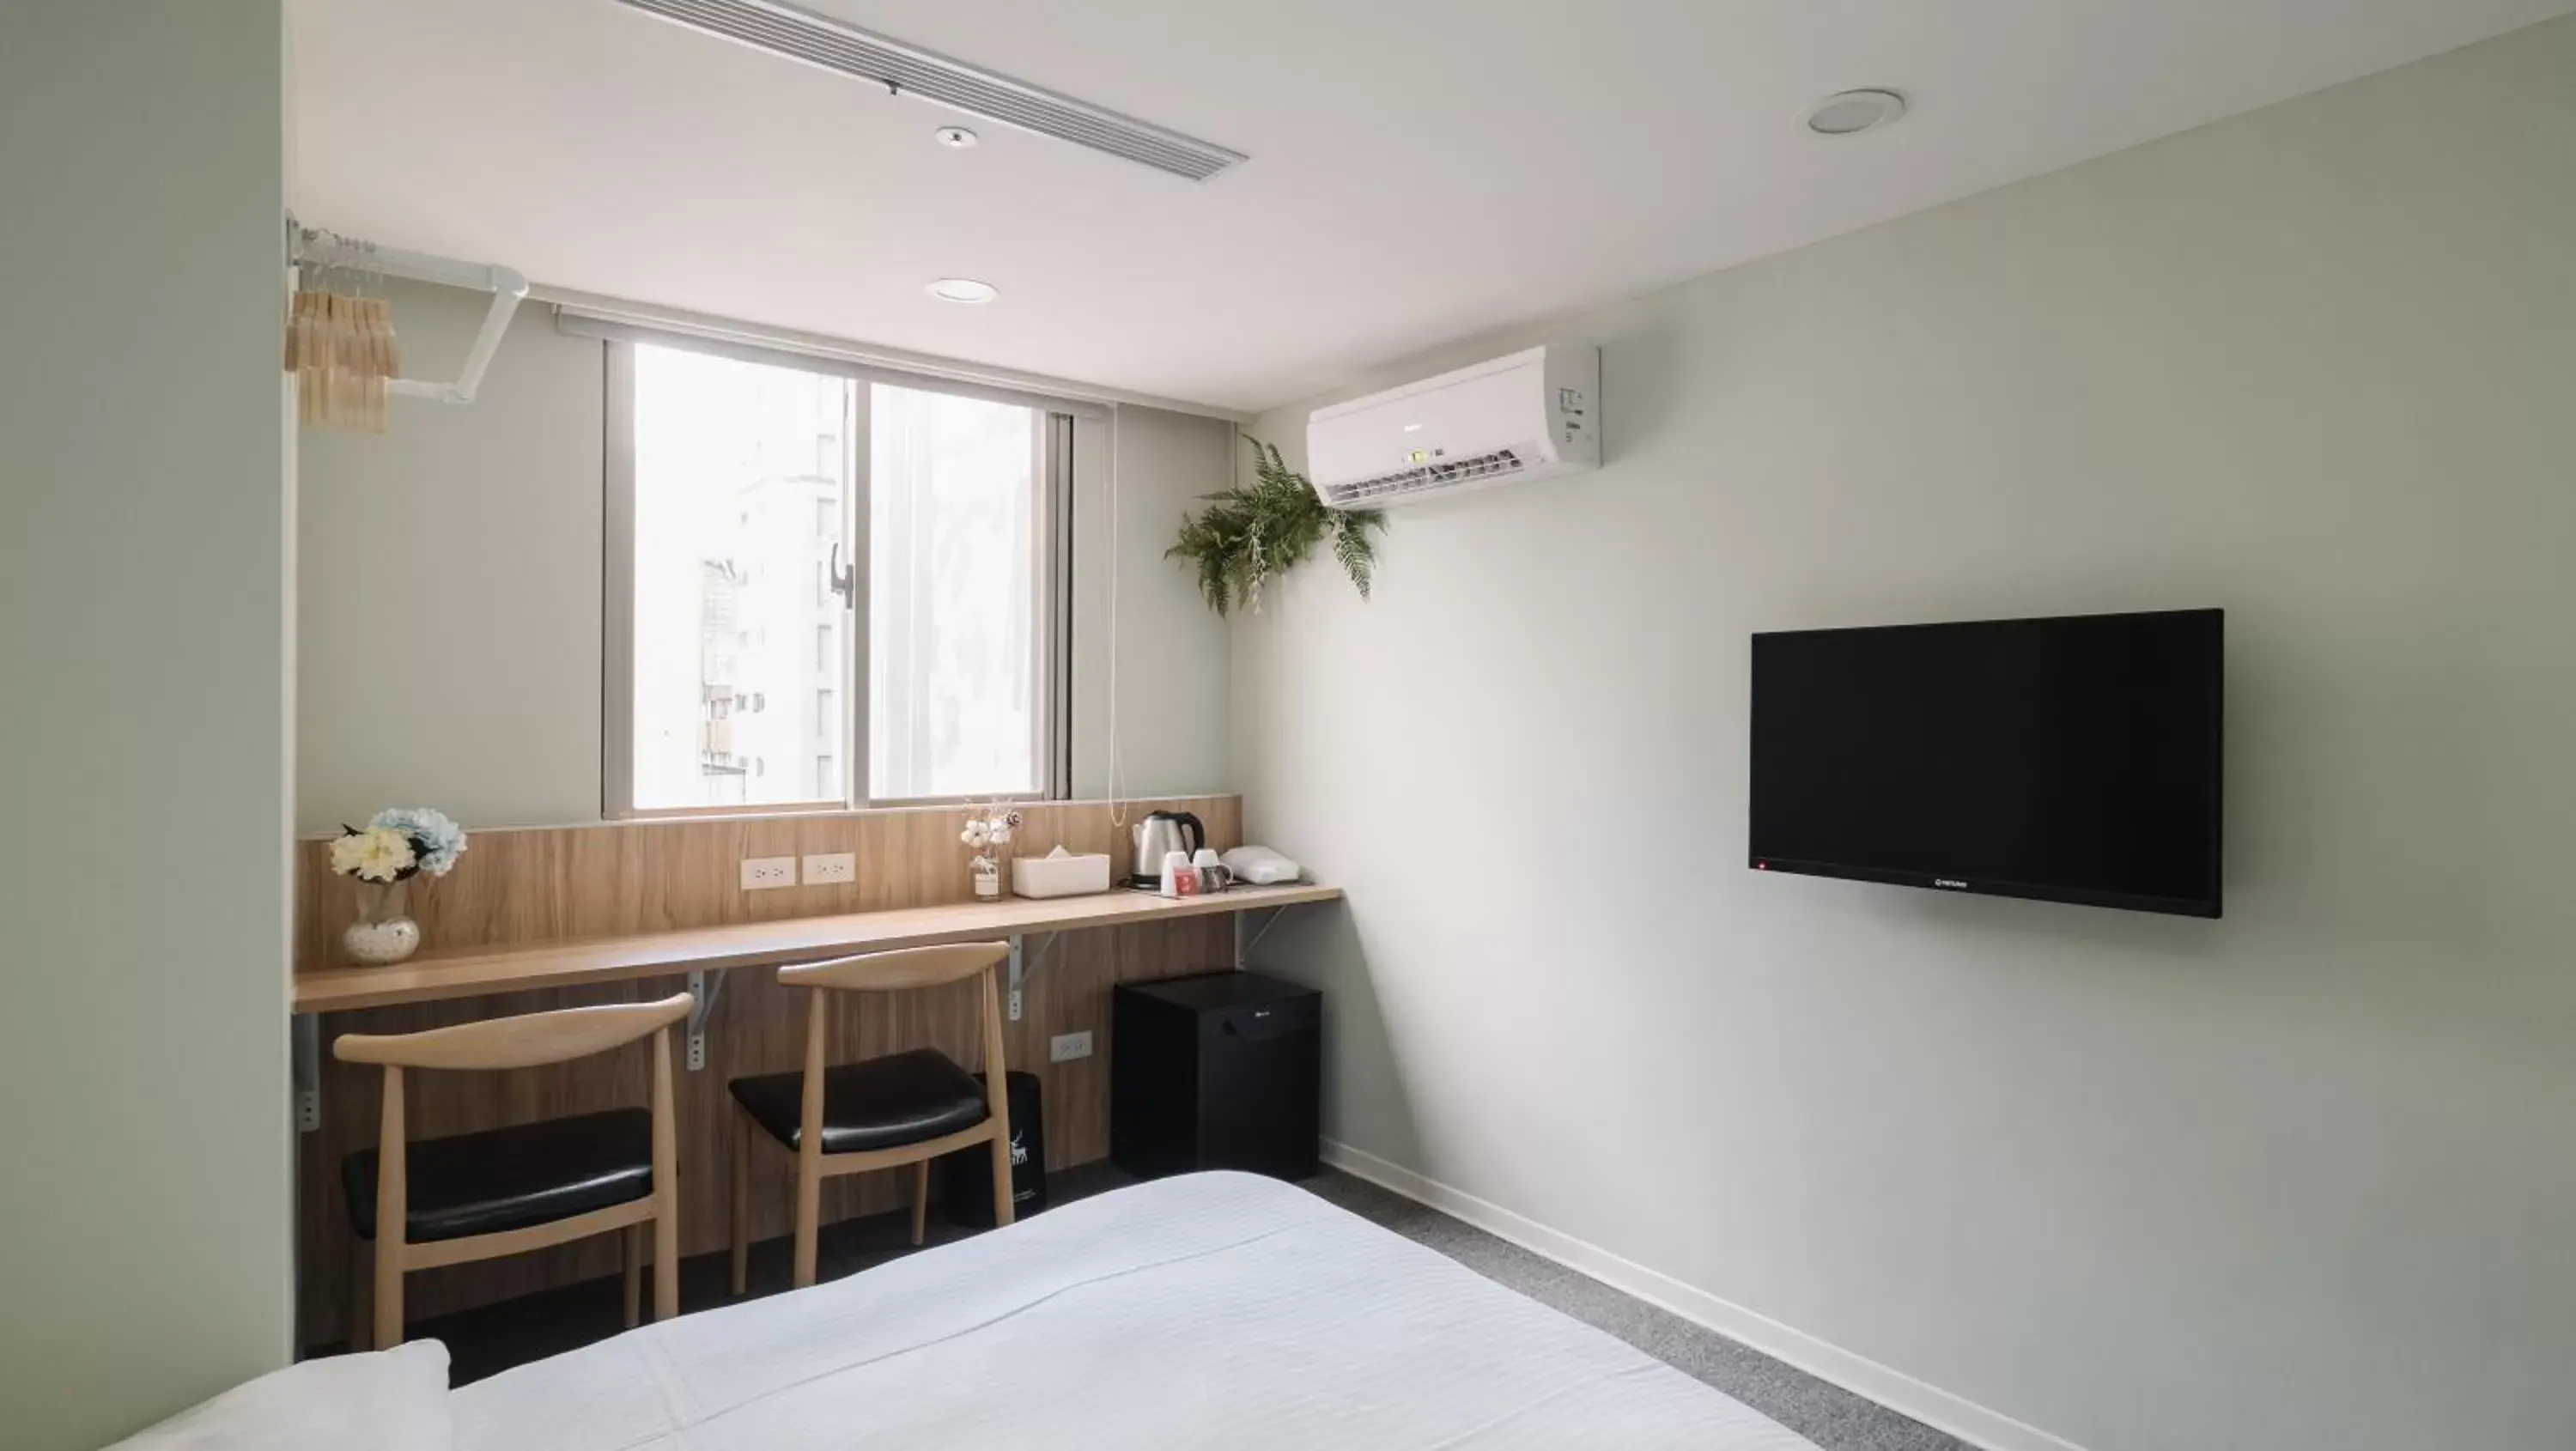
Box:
left=868, top=385, right=1043, bottom=798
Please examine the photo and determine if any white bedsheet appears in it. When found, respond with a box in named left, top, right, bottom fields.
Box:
left=454, top=1170, right=1814, bottom=1449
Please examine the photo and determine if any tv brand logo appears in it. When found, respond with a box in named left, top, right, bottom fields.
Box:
left=1934, top=878, right=1969, bottom=889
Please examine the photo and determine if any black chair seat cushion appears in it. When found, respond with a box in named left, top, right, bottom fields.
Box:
left=730, top=1047, right=990, bottom=1156
left=342, top=1107, right=653, bottom=1243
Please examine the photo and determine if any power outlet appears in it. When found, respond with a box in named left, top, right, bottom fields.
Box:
left=802, top=852, right=856, bottom=885
left=1048, top=1030, right=1094, bottom=1063
left=740, top=856, right=798, bottom=890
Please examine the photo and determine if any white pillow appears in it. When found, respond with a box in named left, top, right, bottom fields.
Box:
left=106, top=1340, right=452, bottom=1451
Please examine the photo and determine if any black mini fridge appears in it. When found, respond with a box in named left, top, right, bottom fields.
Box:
left=1111, top=971, right=1321, bottom=1181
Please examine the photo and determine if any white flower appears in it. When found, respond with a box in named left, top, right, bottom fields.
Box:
left=331, top=827, right=417, bottom=883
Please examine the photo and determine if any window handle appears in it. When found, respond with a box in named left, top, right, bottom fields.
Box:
left=828, top=542, right=858, bottom=610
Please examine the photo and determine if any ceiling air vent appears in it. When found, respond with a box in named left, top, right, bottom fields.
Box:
left=612, top=0, right=1249, bottom=182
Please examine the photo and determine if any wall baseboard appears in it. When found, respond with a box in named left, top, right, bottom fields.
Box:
left=1319, top=1139, right=2087, bottom=1451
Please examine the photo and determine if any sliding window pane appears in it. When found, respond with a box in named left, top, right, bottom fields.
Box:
left=869, top=385, right=1044, bottom=798
left=629, top=344, right=853, bottom=810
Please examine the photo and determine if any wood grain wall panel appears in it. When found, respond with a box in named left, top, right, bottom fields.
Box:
left=293, top=798, right=1242, bottom=1347
left=295, top=796, right=1238, bottom=969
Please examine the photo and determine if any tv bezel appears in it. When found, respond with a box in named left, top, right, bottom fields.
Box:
left=1747, top=608, right=2224, bottom=920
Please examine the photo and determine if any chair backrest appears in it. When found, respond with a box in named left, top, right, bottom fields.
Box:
left=778, top=941, right=1010, bottom=994
left=334, top=993, right=696, bottom=1072
left=778, top=943, right=1012, bottom=1161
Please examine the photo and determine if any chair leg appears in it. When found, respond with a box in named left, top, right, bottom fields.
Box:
left=622, top=1223, right=642, bottom=1329
left=653, top=1198, right=679, bottom=1322
left=987, top=1126, right=1015, bottom=1228
left=348, top=1237, right=370, bottom=1353
left=730, top=1117, right=751, bottom=1296
left=911, top=1159, right=929, bottom=1248
left=374, top=1241, right=404, bottom=1350
left=793, top=1160, right=822, bottom=1290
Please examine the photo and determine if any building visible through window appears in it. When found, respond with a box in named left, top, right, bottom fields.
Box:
left=614, top=341, right=1060, bottom=813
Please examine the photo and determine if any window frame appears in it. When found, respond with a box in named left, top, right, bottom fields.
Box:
left=599, top=331, right=1074, bottom=819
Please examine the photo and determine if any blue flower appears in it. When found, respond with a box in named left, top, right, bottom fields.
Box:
left=370, top=806, right=468, bottom=877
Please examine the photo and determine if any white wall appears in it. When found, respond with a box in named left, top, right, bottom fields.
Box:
left=1235, top=21, right=2576, bottom=1451
left=0, top=3, right=295, bottom=1447
left=298, top=288, right=1235, bottom=831
left=300, top=280, right=606, bottom=831
left=1069, top=404, right=1236, bottom=799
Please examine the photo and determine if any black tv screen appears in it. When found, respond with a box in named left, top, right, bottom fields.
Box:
left=1749, top=609, right=2222, bottom=917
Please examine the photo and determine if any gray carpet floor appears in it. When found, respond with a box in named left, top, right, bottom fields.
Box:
left=1295, top=1169, right=1970, bottom=1451
left=403, top=1163, right=1966, bottom=1451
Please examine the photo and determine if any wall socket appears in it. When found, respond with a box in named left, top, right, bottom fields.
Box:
left=740, top=856, right=798, bottom=890
left=802, top=852, right=855, bottom=885
left=1048, top=1030, right=1095, bottom=1063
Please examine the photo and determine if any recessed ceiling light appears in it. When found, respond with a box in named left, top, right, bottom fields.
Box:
left=1801, top=88, right=1907, bottom=137
left=934, top=125, right=978, bottom=149
left=926, top=277, right=998, bottom=305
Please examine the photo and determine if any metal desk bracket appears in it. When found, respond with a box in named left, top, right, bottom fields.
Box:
left=1005, top=932, right=1060, bottom=1022
left=686, top=969, right=726, bottom=1072
left=293, top=1013, right=323, bottom=1133
left=1235, top=904, right=1300, bottom=970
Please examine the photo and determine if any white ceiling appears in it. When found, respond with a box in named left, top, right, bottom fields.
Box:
left=290, top=0, right=2570, bottom=414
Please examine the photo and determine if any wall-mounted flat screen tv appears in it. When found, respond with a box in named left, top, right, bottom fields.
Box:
left=1749, top=609, right=2222, bottom=918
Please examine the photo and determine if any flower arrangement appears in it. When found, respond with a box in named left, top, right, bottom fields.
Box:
left=330, top=807, right=465, bottom=966
left=329, top=806, right=469, bottom=884
left=961, top=807, right=1022, bottom=901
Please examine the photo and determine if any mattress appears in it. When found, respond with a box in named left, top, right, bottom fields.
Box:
left=454, top=1170, right=1815, bottom=1449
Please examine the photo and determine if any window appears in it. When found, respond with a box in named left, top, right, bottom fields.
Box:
left=870, top=384, right=1050, bottom=800
left=606, top=338, right=1068, bottom=815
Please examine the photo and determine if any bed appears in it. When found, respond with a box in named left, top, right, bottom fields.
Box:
left=453, top=1170, right=1815, bottom=1449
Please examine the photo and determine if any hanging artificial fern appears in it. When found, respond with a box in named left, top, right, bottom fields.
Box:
left=1168, top=437, right=1387, bottom=616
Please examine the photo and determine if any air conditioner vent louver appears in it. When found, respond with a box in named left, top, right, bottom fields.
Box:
left=1323, top=448, right=1528, bottom=506
left=612, top=0, right=1248, bottom=182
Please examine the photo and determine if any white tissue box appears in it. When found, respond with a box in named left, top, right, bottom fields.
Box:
left=1011, top=852, right=1113, bottom=899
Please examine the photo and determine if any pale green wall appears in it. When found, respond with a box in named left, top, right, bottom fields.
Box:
left=1236, top=20, right=2576, bottom=1451
left=0, top=4, right=295, bottom=1448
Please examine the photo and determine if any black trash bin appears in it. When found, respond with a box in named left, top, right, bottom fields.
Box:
left=942, top=1069, right=1045, bottom=1228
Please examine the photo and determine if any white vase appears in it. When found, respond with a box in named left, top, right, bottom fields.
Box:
left=343, top=878, right=422, bottom=966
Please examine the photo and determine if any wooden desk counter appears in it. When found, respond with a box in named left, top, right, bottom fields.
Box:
left=293, top=883, right=1342, bottom=1013
left=288, top=794, right=1340, bottom=1350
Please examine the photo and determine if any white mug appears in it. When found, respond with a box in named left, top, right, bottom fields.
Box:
left=1191, top=847, right=1232, bottom=892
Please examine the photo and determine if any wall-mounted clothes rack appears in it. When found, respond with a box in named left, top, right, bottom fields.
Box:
left=289, top=220, right=528, bottom=405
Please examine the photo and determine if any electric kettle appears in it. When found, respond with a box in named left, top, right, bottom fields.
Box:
left=1130, top=810, right=1206, bottom=889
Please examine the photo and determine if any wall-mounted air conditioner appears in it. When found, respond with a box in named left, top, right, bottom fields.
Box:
left=1305, top=344, right=1598, bottom=509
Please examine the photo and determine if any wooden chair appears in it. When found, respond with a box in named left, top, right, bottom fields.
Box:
left=333, top=993, right=692, bottom=1350
left=728, top=942, right=1015, bottom=1292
